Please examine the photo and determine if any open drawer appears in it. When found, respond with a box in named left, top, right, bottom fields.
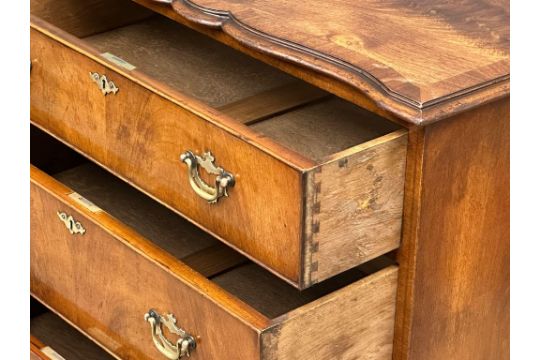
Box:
left=30, top=0, right=407, bottom=288
left=31, top=299, right=116, bottom=360
left=30, top=128, right=398, bottom=360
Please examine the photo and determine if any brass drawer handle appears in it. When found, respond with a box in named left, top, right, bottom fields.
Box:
left=57, top=211, right=86, bottom=235
left=89, top=72, right=119, bottom=95
left=144, top=310, right=196, bottom=359
left=180, top=151, right=235, bottom=204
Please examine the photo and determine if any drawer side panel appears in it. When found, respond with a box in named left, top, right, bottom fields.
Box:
left=261, top=266, right=398, bottom=360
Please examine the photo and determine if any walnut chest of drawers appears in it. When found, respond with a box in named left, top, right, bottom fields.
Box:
left=29, top=0, right=510, bottom=359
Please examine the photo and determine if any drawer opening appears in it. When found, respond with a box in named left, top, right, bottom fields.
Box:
left=31, top=297, right=115, bottom=360
left=31, top=0, right=402, bottom=163
left=32, top=125, right=397, bottom=319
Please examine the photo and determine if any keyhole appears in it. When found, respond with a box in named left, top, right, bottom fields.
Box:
left=67, top=218, right=75, bottom=232
left=101, top=79, right=107, bottom=89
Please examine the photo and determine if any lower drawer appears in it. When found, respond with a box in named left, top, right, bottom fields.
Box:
left=31, top=298, right=115, bottom=360
left=30, top=131, right=399, bottom=360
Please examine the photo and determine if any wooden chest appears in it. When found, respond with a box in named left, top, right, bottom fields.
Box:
left=30, top=0, right=509, bottom=359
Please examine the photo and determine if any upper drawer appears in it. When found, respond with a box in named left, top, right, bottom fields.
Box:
left=30, top=131, right=398, bottom=360
left=30, top=1, right=407, bottom=288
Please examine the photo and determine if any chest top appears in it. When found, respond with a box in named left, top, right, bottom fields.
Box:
left=150, top=0, right=509, bottom=124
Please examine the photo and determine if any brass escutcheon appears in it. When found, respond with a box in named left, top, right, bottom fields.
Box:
left=89, top=72, right=119, bottom=95
left=56, top=211, right=86, bottom=235
left=144, top=310, right=196, bottom=359
left=180, top=151, right=235, bottom=204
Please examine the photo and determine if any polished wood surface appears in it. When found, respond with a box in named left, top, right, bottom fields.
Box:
left=30, top=159, right=400, bottom=359
left=30, top=15, right=407, bottom=288
left=394, top=98, right=510, bottom=360
left=139, top=0, right=509, bottom=124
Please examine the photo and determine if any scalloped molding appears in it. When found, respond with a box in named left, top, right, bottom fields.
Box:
left=144, top=0, right=510, bottom=124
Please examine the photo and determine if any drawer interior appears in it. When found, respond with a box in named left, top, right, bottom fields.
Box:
left=31, top=125, right=396, bottom=319
left=31, top=298, right=114, bottom=359
left=31, top=0, right=401, bottom=163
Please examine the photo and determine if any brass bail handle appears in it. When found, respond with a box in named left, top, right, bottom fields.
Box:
left=180, top=150, right=235, bottom=204
left=144, top=310, right=196, bottom=359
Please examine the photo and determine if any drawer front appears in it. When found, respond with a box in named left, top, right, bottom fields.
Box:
left=30, top=167, right=264, bottom=360
left=30, top=26, right=303, bottom=284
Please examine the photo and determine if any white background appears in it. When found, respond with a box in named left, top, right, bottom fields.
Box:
left=0, top=1, right=30, bottom=359
left=0, top=1, right=536, bottom=358
left=510, top=1, right=540, bottom=359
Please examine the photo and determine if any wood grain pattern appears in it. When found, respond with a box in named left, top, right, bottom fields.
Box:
left=304, top=130, right=407, bottom=286
left=31, top=165, right=266, bottom=360
left=31, top=162, right=399, bottom=359
left=31, top=0, right=153, bottom=37
left=261, top=267, right=398, bottom=360
left=30, top=18, right=407, bottom=287
left=393, top=98, right=510, bottom=360
left=31, top=312, right=115, bottom=360
left=138, top=0, right=509, bottom=124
